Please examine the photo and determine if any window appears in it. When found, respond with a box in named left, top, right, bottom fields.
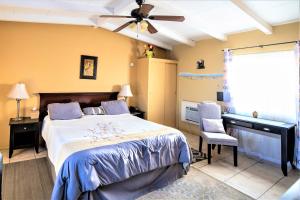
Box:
left=227, top=50, right=298, bottom=123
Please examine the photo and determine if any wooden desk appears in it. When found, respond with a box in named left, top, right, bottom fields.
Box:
left=222, top=113, right=296, bottom=176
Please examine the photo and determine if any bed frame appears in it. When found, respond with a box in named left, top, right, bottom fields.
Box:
left=38, top=92, right=185, bottom=199
left=38, top=92, right=118, bottom=121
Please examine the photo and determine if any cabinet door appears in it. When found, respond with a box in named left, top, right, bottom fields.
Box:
left=164, top=63, right=177, bottom=127
left=136, top=59, right=149, bottom=117
left=148, top=61, right=165, bottom=124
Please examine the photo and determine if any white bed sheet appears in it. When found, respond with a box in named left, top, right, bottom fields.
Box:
left=42, top=114, right=182, bottom=174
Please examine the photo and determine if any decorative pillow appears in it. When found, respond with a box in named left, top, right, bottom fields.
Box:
left=82, top=106, right=106, bottom=115
left=202, top=118, right=225, bottom=133
left=101, top=100, right=130, bottom=115
left=48, top=102, right=82, bottom=120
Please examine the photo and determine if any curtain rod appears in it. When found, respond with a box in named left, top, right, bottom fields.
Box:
left=222, top=40, right=298, bottom=51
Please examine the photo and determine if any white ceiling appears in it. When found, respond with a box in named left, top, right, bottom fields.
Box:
left=0, top=0, right=299, bottom=50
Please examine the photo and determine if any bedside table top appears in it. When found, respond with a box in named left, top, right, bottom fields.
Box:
left=131, top=110, right=145, bottom=115
left=9, top=117, right=39, bottom=125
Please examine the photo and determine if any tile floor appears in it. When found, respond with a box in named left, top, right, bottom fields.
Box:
left=0, top=146, right=47, bottom=164
left=0, top=132, right=299, bottom=200
left=185, top=132, right=300, bottom=200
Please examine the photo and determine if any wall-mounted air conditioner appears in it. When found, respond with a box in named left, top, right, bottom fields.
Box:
left=181, top=101, right=200, bottom=125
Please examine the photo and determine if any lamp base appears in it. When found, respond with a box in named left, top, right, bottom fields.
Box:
left=11, top=117, right=25, bottom=121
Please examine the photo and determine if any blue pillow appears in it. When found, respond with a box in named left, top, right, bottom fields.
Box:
left=101, top=100, right=130, bottom=115
left=48, top=102, right=82, bottom=120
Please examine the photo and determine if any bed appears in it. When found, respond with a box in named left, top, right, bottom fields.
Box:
left=39, top=92, right=191, bottom=200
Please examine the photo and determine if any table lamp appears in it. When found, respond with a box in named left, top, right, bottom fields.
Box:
left=118, top=84, right=133, bottom=102
left=8, top=83, right=29, bottom=121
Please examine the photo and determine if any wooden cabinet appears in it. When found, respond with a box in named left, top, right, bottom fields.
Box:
left=136, top=58, right=177, bottom=127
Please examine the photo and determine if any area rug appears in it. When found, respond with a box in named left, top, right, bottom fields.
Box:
left=138, top=166, right=253, bottom=200
left=3, top=158, right=253, bottom=200
left=191, top=148, right=207, bottom=163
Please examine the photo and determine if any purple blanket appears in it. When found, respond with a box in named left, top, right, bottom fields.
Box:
left=52, top=132, right=191, bottom=200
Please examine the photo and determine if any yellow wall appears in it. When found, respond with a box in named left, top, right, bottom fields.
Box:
left=173, top=22, right=299, bottom=134
left=0, top=21, right=170, bottom=149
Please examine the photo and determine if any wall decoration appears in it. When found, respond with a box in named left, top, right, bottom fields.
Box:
left=196, top=59, right=205, bottom=69
left=80, top=55, right=98, bottom=80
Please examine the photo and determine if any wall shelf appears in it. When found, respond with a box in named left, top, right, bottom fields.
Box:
left=178, top=72, right=224, bottom=79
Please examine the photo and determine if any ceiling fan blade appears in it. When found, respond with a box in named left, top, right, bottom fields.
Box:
left=99, top=15, right=133, bottom=18
left=113, top=20, right=135, bottom=32
left=139, top=4, right=154, bottom=16
left=146, top=21, right=158, bottom=34
left=148, top=15, right=185, bottom=22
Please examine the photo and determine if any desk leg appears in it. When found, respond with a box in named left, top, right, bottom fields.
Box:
left=281, top=129, right=288, bottom=176
left=288, top=127, right=296, bottom=169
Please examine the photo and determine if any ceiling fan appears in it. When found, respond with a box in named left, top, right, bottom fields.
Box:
left=99, top=0, right=185, bottom=34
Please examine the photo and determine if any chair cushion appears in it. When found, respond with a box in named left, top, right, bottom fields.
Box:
left=202, top=118, right=225, bottom=133
left=201, top=132, right=238, bottom=146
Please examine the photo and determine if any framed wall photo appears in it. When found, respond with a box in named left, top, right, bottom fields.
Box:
left=80, top=55, right=98, bottom=80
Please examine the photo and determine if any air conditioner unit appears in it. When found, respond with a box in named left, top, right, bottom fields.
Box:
left=181, top=101, right=200, bottom=125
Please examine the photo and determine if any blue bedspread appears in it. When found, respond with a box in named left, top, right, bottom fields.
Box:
left=51, top=132, right=191, bottom=200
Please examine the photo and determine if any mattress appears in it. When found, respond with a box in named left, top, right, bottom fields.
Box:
left=42, top=114, right=187, bottom=174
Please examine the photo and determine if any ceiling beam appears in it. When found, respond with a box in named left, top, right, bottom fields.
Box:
left=150, top=22, right=195, bottom=46
left=0, top=0, right=109, bottom=15
left=230, top=0, right=272, bottom=34
left=147, top=0, right=227, bottom=41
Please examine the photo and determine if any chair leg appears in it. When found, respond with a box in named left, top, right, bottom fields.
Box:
left=208, top=144, right=211, bottom=164
left=199, top=136, right=203, bottom=153
left=233, top=146, right=238, bottom=167
left=218, top=145, right=221, bottom=154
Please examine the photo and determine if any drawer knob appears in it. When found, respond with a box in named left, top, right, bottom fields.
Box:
left=263, top=127, right=270, bottom=131
left=24, top=127, right=27, bottom=130
left=230, top=120, right=236, bottom=124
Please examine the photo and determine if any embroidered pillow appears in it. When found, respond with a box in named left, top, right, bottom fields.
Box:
left=101, top=100, right=130, bottom=115
left=48, top=102, right=82, bottom=120
left=202, top=118, right=225, bottom=133
left=82, top=106, right=106, bottom=115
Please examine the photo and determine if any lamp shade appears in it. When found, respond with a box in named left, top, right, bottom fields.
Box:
left=8, top=83, right=29, bottom=100
left=118, top=84, right=133, bottom=97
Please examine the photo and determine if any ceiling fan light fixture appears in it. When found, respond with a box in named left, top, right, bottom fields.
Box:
left=140, top=20, right=148, bottom=32
left=129, top=22, right=137, bottom=30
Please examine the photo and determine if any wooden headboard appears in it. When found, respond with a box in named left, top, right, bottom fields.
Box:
left=39, top=92, right=118, bottom=121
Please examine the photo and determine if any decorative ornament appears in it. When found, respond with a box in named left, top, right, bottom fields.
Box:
left=252, top=111, right=258, bottom=118
left=144, top=44, right=155, bottom=58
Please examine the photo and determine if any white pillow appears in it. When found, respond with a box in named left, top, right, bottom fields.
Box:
left=202, top=118, right=225, bottom=133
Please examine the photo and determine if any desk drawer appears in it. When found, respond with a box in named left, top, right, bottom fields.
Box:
left=225, top=119, right=252, bottom=128
left=253, top=124, right=281, bottom=134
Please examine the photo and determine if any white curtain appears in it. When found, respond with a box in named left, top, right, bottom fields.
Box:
left=226, top=50, right=298, bottom=163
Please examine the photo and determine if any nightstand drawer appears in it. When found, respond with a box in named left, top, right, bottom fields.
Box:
left=13, top=124, right=37, bottom=133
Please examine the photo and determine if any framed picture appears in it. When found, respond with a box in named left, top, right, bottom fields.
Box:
left=80, top=55, right=98, bottom=80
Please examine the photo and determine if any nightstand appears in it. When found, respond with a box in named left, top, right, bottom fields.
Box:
left=130, top=110, right=145, bottom=119
left=9, top=117, right=40, bottom=158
